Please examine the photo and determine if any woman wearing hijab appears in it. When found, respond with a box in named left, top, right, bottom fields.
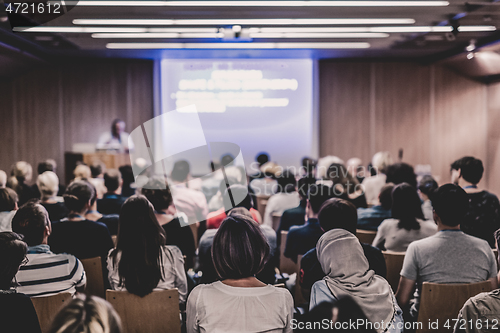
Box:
left=310, top=229, right=404, bottom=333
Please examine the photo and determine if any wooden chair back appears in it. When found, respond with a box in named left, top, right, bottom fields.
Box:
left=106, top=289, right=181, bottom=333
left=256, top=195, right=271, bottom=221
left=272, top=213, right=282, bottom=231
left=279, top=231, right=298, bottom=275
left=382, top=251, right=406, bottom=292
left=31, top=292, right=72, bottom=333
left=356, top=229, right=377, bottom=245
left=416, top=281, right=493, bottom=333
left=80, top=256, right=105, bottom=298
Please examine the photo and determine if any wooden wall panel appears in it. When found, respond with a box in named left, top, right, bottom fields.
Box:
left=319, top=62, right=372, bottom=164
left=0, top=60, right=153, bottom=184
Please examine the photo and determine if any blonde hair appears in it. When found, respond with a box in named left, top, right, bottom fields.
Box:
left=49, top=295, right=122, bottom=333
left=37, top=171, right=59, bottom=200
left=371, top=152, right=393, bottom=174
left=8, top=162, right=33, bottom=193
left=74, top=164, right=92, bottom=181
left=0, top=170, right=6, bottom=188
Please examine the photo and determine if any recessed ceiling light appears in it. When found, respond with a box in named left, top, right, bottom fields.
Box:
left=106, top=42, right=371, bottom=49
left=73, top=18, right=416, bottom=26
left=458, top=25, right=496, bottom=32
left=13, top=27, right=148, bottom=33
left=92, top=32, right=224, bottom=38
left=249, top=32, right=389, bottom=38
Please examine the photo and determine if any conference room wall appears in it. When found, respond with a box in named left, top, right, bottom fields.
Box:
left=320, top=61, right=492, bottom=194
left=0, top=60, right=154, bottom=183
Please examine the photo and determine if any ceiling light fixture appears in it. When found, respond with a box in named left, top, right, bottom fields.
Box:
left=106, top=42, right=371, bottom=49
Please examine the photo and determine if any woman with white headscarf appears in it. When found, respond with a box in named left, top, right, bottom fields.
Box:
left=310, top=229, right=404, bottom=333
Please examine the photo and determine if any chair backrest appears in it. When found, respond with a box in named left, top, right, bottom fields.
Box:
left=279, top=231, right=298, bottom=275
left=272, top=213, right=282, bottom=231
left=356, top=229, right=377, bottom=245
left=80, top=256, right=105, bottom=298
left=31, top=292, right=72, bottom=333
left=382, top=251, right=406, bottom=292
left=416, top=281, right=493, bottom=333
left=256, top=194, right=270, bottom=221
left=106, top=289, right=181, bottom=333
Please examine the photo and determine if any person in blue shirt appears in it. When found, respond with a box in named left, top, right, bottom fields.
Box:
left=357, top=183, right=394, bottom=231
left=284, top=184, right=332, bottom=263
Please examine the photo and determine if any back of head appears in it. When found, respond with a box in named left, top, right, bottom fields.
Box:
left=256, top=152, right=270, bottom=166
left=64, top=181, right=95, bottom=213
left=49, top=295, right=122, bottom=333
left=431, top=183, right=469, bottom=227
left=308, top=185, right=333, bottom=214
left=371, top=151, right=393, bottom=174
left=379, top=183, right=394, bottom=210
left=221, top=154, right=235, bottom=167
left=212, top=215, right=270, bottom=279
left=114, top=195, right=166, bottom=297
left=418, top=175, right=438, bottom=199
left=227, top=207, right=254, bottom=220
left=37, top=171, right=60, bottom=200
left=37, top=160, right=56, bottom=175
left=385, top=162, right=417, bottom=188
left=302, top=157, right=317, bottom=176
left=0, top=188, right=18, bottom=212
left=318, top=198, right=357, bottom=234
left=90, top=162, right=104, bottom=179
left=140, top=177, right=172, bottom=211
left=392, top=183, right=424, bottom=231
left=104, top=169, right=122, bottom=193
left=297, top=177, right=316, bottom=199
left=276, top=170, right=296, bottom=193
left=171, top=160, right=190, bottom=182
left=74, top=164, right=91, bottom=180
left=11, top=201, right=49, bottom=247
left=0, top=232, right=27, bottom=290
left=452, top=156, right=484, bottom=184
left=222, top=184, right=253, bottom=212
left=9, top=162, right=33, bottom=191
left=0, top=170, right=6, bottom=188
left=118, top=165, right=134, bottom=186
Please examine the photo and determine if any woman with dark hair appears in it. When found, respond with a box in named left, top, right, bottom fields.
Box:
left=0, top=232, right=41, bottom=333
left=187, top=215, right=293, bottom=333
left=141, top=176, right=196, bottom=268
left=325, top=163, right=368, bottom=208
left=372, top=183, right=437, bottom=252
left=49, top=181, right=114, bottom=268
left=418, top=175, right=439, bottom=222
left=107, top=195, right=187, bottom=303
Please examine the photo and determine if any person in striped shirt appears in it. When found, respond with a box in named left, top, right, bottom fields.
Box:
left=11, top=201, right=86, bottom=297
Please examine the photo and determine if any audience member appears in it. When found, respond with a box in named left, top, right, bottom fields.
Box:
left=0, top=170, right=6, bottom=188
left=0, top=232, right=41, bottom=333
left=249, top=161, right=280, bottom=196
left=276, top=177, right=316, bottom=248
left=37, top=171, right=68, bottom=222
left=295, top=298, right=377, bottom=333
left=119, top=165, right=136, bottom=197
left=451, top=156, right=500, bottom=247
left=385, top=162, right=418, bottom=188
left=347, top=157, right=365, bottom=184
left=396, top=184, right=497, bottom=321
left=263, top=170, right=300, bottom=227
left=249, top=152, right=270, bottom=181
left=50, top=181, right=114, bottom=267
left=83, top=182, right=119, bottom=236
left=169, top=160, right=209, bottom=226
left=454, top=228, right=500, bottom=333
left=207, top=184, right=261, bottom=229
left=372, top=183, right=437, bottom=252
left=418, top=175, right=438, bottom=222
left=49, top=295, right=122, bottom=333
left=107, top=195, right=187, bottom=303
left=362, top=152, right=393, bottom=206
left=326, top=163, right=367, bottom=208
left=73, top=164, right=92, bottom=181
left=301, top=157, right=317, bottom=179
left=8, top=161, right=38, bottom=206
left=35, top=159, right=65, bottom=196
left=12, top=202, right=86, bottom=297
left=0, top=188, right=18, bottom=232
left=89, top=161, right=107, bottom=199
left=97, top=169, right=126, bottom=215
left=300, top=198, right=387, bottom=291
left=141, top=176, right=196, bottom=268
left=357, top=183, right=394, bottom=231
left=186, top=215, right=293, bottom=333
left=310, top=229, right=403, bottom=333
left=316, top=155, right=344, bottom=180
left=284, top=184, right=332, bottom=263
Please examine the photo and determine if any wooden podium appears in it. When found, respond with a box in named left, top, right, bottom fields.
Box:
left=65, top=152, right=130, bottom=184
